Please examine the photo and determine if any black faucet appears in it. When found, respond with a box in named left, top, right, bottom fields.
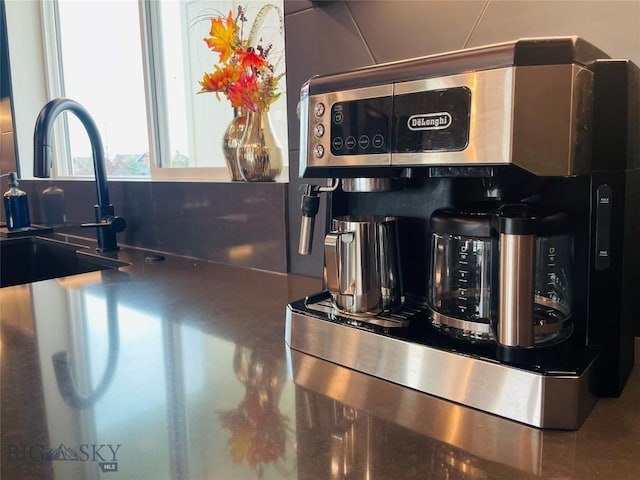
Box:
left=33, top=98, right=126, bottom=251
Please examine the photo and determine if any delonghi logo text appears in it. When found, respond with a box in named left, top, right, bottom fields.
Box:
left=407, top=112, right=452, bottom=131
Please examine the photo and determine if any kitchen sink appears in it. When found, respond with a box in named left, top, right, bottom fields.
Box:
left=0, top=236, right=126, bottom=288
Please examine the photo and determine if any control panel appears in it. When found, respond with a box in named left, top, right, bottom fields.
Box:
left=330, top=96, right=393, bottom=156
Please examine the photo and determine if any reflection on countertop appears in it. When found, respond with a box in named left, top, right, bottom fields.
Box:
left=1, top=240, right=639, bottom=479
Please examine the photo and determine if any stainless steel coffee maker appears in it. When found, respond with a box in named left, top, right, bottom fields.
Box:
left=286, top=37, right=639, bottom=429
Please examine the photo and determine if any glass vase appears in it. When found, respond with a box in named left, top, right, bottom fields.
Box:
left=237, top=110, right=283, bottom=182
left=222, top=107, right=247, bottom=181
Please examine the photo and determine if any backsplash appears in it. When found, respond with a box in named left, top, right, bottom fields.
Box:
left=17, top=179, right=289, bottom=273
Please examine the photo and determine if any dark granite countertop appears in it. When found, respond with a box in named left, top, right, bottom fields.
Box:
left=1, top=236, right=639, bottom=479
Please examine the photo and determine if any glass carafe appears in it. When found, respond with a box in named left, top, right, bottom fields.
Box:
left=428, top=208, right=496, bottom=342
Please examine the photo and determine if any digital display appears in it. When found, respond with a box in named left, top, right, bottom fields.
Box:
left=330, top=96, right=393, bottom=156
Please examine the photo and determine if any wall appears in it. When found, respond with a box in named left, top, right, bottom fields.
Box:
left=0, top=0, right=16, bottom=176
left=3, top=0, right=47, bottom=179
left=283, top=0, right=640, bottom=277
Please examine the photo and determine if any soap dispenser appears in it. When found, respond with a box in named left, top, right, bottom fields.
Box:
left=3, top=172, right=31, bottom=231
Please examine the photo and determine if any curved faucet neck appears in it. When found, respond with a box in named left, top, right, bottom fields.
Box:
left=33, top=98, right=111, bottom=207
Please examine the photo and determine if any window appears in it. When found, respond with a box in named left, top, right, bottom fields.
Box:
left=49, top=0, right=150, bottom=177
left=41, top=0, right=288, bottom=181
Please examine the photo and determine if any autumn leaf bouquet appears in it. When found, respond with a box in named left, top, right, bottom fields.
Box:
left=218, top=389, right=290, bottom=476
left=218, top=346, right=292, bottom=476
left=198, top=5, right=284, bottom=113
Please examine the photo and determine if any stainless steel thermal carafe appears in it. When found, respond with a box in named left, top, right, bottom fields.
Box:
left=324, top=216, right=402, bottom=315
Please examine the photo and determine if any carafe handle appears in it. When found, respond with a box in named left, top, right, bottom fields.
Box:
left=498, top=232, right=536, bottom=347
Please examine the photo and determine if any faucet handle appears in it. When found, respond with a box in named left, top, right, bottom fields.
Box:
left=81, top=215, right=127, bottom=233
left=81, top=215, right=127, bottom=252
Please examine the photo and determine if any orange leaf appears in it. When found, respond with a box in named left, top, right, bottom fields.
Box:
left=237, top=48, right=266, bottom=70
left=204, top=11, right=238, bottom=63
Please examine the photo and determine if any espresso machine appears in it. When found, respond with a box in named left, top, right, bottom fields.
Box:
left=285, top=37, right=639, bottom=429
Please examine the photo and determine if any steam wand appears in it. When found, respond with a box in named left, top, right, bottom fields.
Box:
left=298, top=179, right=339, bottom=255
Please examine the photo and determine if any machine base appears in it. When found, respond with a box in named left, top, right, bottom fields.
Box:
left=285, top=294, right=599, bottom=429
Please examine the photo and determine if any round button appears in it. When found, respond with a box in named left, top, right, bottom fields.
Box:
left=358, top=135, right=370, bottom=149
left=314, top=103, right=325, bottom=117
left=333, top=112, right=344, bottom=124
left=314, top=123, right=325, bottom=138
left=372, top=134, right=385, bottom=149
left=345, top=136, right=356, bottom=149
left=332, top=137, right=344, bottom=150
left=313, top=144, right=324, bottom=158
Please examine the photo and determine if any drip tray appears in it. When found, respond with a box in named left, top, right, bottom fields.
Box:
left=286, top=291, right=599, bottom=429
left=303, top=292, right=426, bottom=329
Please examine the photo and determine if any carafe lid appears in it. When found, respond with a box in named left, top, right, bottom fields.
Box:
left=430, top=206, right=495, bottom=237
left=498, top=204, right=570, bottom=235
left=431, top=203, right=570, bottom=237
